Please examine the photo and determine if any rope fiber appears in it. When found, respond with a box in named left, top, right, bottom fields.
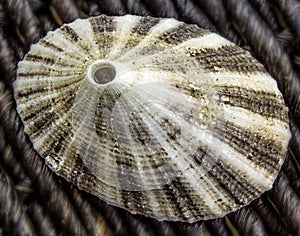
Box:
left=0, top=0, right=299, bottom=235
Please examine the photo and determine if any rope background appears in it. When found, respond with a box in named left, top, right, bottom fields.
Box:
left=0, top=0, right=299, bottom=235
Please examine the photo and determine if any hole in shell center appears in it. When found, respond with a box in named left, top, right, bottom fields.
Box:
left=92, top=63, right=116, bottom=84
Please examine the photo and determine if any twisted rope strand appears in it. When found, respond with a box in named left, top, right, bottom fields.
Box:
left=248, top=0, right=280, bottom=32
left=194, top=0, right=240, bottom=43
left=228, top=206, right=268, bottom=235
left=205, top=218, right=231, bottom=236
left=50, top=0, right=79, bottom=24
left=2, top=0, right=43, bottom=49
left=273, top=0, right=300, bottom=38
left=171, top=0, right=216, bottom=31
left=0, top=164, right=36, bottom=235
left=269, top=172, right=300, bottom=234
left=253, top=197, right=288, bottom=235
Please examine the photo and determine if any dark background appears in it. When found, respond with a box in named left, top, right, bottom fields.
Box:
left=0, top=0, right=299, bottom=235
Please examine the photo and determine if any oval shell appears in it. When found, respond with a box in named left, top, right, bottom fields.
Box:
left=13, top=15, right=291, bottom=222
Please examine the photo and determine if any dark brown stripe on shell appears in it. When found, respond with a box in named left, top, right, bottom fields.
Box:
left=121, top=190, right=149, bottom=213
left=29, top=91, right=77, bottom=136
left=60, top=25, right=93, bottom=56
left=191, top=147, right=207, bottom=166
left=132, top=17, right=161, bottom=36
left=60, top=25, right=80, bottom=42
left=126, top=102, right=184, bottom=150
left=25, top=54, right=79, bottom=68
left=20, top=90, right=79, bottom=125
left=54, top=147, right=104, bottom=195
left=116, top=149, right=176, bottom=184
left=159, top=23, right=208, bottom=45
left=39, top=38, right=83, bottom=61
left=16, top=86, right=48, bottom=99
left=18, top=71, right=53, bottom=77
left=138, top=102, right=188, bottom=150
left=39, top=39, right=64, bottom=52
left=95, top=87, right=122, bottom=138
left=121, top=22, right=208, bottom=59
left=128, top=111, right=160, bottom=148
left=22, top=102, right=52, bottom=122
left=158, top=117, right=181, bottom=141
left=121, top=17, right=161, bottom=53
left=16, top=76, right=82, bottom=98
left=142, top=149, right=171, bottom=171
left=115, top=117, right=178, bottom=201
left=117, top=157, right=141, bottom=198
left=18, top=68, right=81, bottom=77
left=41, top=114, right=74, bottom=161
left=204, top=155, right=259, bottom=205
left=67, top=151, right=94, bottom=186
left=115, top=150, right=136, bottom=169
left=190, top=148, right=260, bottom=205
left=187, top=45, right=266, bottom=73
left=28, top=108, right=57, bottom=135
left=217, top=86, right=288, bottom=122
left=90, top=15, right=116, bottom=56
left=49, top=125, right=71, bottom=156
left=26, top=54, right=55, bottom=64
left=213, top=120, right=283, bottom=172
left=162, top=177, right=205, bottom=220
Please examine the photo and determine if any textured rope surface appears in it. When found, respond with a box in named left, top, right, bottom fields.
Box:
left=0, top=0, right=299, bottom=235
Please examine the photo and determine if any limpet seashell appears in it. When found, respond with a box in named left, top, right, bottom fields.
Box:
left=13, top=15, right=291, bottom=222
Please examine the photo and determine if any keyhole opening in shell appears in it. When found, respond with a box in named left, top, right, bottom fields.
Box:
left=93, top=64, right=116, bottom=84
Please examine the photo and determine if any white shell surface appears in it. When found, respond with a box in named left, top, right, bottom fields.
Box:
left=14, top=15, right=291, bottom=222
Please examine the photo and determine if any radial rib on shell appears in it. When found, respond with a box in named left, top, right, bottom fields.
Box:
left=13, top=15, right=291, bottom=222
